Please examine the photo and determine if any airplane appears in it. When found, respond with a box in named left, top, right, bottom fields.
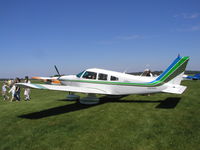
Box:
left=17, top=56, right=189, bottom=105
left=183, top=73, right=200, bottom=80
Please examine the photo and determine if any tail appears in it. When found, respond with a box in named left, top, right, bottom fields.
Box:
left=156, top=55, right=189, bottom=84
left=155, top=56, right=189, bottom=94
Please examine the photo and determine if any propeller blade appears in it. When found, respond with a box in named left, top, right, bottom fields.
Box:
left=54, top=65, right=61, bottom=77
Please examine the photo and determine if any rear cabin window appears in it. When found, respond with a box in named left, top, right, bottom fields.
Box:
left=98, top=73, right=108, bottom=80
left=82, top=71, right=97, bottom=79
left=110, top=76, right=119, bottom=81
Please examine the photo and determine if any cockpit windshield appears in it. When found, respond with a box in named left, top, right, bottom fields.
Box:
left=82, top=71, right=97, bottom=79
left=76, top=71, right=85, bottom=78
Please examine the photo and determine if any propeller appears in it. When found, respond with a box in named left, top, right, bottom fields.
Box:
left=54, top=65, right=61, bottom=79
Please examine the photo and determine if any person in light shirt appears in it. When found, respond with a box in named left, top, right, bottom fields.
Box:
left=2, top=82, right=9, bottom=100
left=9, top=82, right=16, bottom=102
left=24, top=76, right=31, bottom=101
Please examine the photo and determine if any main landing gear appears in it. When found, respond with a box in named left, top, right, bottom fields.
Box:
left=66, top=92, right=80, bottom=101
left=79, top=94, right=100, bottom=105
left=66, top=93, right=100, bottom=105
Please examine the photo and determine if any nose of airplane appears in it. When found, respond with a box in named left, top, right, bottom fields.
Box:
left=58, top=75, right=76, bottom=85
left=59, top=75, right=75, bottom=81
left=58, top=76, right=65, bottom=81
left=58, top=76, right=67, bottom=85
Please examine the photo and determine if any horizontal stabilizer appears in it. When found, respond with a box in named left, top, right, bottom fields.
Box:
left=162, top=85, right=187, bottom=94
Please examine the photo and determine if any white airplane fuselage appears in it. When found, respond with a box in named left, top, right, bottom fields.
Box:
left=59, top=68, right=167, bottom=95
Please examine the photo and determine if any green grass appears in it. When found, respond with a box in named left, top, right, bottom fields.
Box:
left=0, top=80, right=200, bottom=150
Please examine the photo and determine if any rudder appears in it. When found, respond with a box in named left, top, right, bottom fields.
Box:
left=156, top=56, right=189, bottom=85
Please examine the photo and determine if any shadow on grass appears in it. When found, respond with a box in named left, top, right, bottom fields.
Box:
left=155, top=97, right=181, bottom=109
left=19, top=96, right=181, bottom=119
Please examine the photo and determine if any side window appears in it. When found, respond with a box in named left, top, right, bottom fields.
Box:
left=98, top=73, right=108, bottom=80
left=82, top=71, right=97, bottom=79
left=110, top=76, right=119, bottom=81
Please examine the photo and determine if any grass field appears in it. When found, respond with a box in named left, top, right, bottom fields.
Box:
left=0, top=80, right=200, bottom=150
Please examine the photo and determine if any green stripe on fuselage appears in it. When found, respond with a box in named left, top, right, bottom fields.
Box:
left=60, top=79, right=160, bottom=86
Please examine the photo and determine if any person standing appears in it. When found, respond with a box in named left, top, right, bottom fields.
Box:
left=24, top=76, right=31, bottom=101
left=9, top=82, right=16, bottom=102
left=2, top=82, right=9, bottom=100
left=15, top=78, right=21, bottom=101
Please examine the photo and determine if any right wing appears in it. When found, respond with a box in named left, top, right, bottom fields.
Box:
left=16, top=83, right=107, bottom=95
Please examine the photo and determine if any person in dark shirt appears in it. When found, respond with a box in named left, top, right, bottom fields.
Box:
left=15, top=78, right=21, bottom=101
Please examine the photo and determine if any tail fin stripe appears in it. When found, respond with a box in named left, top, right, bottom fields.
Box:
left=156, top=56, right=181, bottom=81
left=151, top=56, right=189, bottom=84
left=159, top=57, right=189, bottom=82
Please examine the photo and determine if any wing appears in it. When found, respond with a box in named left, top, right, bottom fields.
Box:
left=16, top=83, right=107, bottom=94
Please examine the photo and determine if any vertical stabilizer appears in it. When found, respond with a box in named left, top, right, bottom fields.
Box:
left=156, top=56, right=189, bottom=85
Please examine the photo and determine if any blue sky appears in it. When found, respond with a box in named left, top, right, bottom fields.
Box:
left=0, top=0, right=200, bottom=78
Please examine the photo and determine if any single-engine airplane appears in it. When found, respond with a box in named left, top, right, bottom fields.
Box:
left=17, top=56, right=189, bottom=104
left=183, top=73, right=200, bottom=80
